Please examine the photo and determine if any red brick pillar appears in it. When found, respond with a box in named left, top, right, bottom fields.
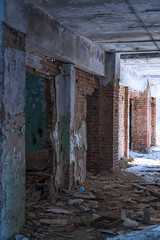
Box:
left=118, top=85, right=125, bottom=158
left=151, top=97, right=156, bottom=146
left=131, top=90, right=151, bottom=152
left=87, top=53, right=119, bottom=172
left=124, top=87, right=129, bottom=157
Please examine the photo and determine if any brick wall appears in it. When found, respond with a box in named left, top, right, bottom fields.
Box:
left=118, top=86, right=154, bottom=157
left=87, top=90, right=99, bottom=172
left=87, top=80, right=119, bottom=172
left=131, top=90, right=151, bottom=152
left=74, top=69, right=99, bottom=182
left=118, top=86, right=130, bottom=159
left=124, top=87, right=129, bottom=157
left=151, top=97, right=156, bottom=146
left=130, top=89, right=139, bottom=99
left=118, top=85, right=125, bottom=158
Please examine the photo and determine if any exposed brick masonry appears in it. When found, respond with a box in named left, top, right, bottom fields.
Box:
left=87, top=80, right=119, bottom=172
left=151, top=97, right=156, bottom=146
left=118, top=86, right=155, bottom=157
left=74, top=69, right=99, bottom=182
left=131, top=90, right=151, bottom=152
left=118, top=85, right=125, bottom=158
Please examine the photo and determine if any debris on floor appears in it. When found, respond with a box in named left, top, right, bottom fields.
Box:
left=18, top=150, right=160, bottom=239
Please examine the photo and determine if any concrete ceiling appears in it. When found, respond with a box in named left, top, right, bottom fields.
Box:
left=32, top=0, right=160, bottom=52
left=121, top=58, right=160, bottom=75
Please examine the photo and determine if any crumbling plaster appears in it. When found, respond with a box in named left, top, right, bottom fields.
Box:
left=1, top=48, right=26, bottom=240
left=54, top=64, right=75, bottom=189
left=0, top=1, right=30, bottom=239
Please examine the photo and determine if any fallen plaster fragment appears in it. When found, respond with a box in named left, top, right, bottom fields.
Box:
left=40, top=219, right=68, bottom=226
left=123, top=218, right=139, bottom=229
left=74, top=192, right=96, bottom=200
left=45, top=208, right=72, bottom=215
left=92, top=213, right=101, bottom=220
left=68, top=199, right=84, bottom=205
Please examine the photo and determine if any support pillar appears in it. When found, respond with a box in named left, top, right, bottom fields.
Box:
left=54, top=64, right=75, bottom=190
left=131, top=89, right=151, bottom=152
left=0, top=1, right=30, bottom=239
left=124, top=87, right=129, bottom=157
left=151, top=97, right=156, bottom=146
left=87, top=53, right=119, bottom=172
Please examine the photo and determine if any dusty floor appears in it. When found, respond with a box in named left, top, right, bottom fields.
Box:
left=18, top=148, right=160, bottom=239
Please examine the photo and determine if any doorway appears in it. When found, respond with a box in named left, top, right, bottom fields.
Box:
left=25, top=72, right=48, bottom=171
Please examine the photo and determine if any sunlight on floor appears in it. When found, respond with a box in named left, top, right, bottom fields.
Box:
left=129, top=158, right=160, bottom=167
left=126, top=148, right=160, bottom=182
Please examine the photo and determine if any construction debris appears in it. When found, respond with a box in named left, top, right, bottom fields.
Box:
left=123, top=218, right=139, bottom=229
left=20, top=154, right=160, bottom=239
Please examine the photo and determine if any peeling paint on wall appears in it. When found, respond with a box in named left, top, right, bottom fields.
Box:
left=53, top=121, right=60, bottom=185
left=54, top=64, right=75, bottom=189
left=74, top=122, right=87, bottom=150
left=0, top=0, right=5, bottom=111
left=1, top=149, right=25, bottom=239
left=53, top=116, right=70, bottom=188
left=0, top=2, right=5, bottom=232
left=1, top=48, right=26, bottom=240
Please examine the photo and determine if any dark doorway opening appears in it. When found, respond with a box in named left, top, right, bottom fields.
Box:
left=25, top=72, right=55, bottom=205
left=25, top=73, right=48, bottom=171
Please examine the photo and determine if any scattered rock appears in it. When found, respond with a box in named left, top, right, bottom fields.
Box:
left=123, top=218, right=139, bottom=229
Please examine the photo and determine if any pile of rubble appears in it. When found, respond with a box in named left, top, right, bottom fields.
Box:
left=18, top=165, right=160, bottom=240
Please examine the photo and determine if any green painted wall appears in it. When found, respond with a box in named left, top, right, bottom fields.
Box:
left=25, top=73, right=46, bottom=151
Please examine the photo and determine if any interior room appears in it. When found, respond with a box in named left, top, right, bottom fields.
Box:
left=1, top=0, right=160, bottom=239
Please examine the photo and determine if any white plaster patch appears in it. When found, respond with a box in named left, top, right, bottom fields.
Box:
left=78, top=159, right=86, bottom=182
left=53, top=121, right=60, bottom=185
left=74, top=121, right=87, bottom=150
left=70, top=134, right=75, bottom=164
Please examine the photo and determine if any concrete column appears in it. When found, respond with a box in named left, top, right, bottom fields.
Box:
left=0, top=1, right=30, bottom=239
left=54, top=64, right=75, bottom=190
